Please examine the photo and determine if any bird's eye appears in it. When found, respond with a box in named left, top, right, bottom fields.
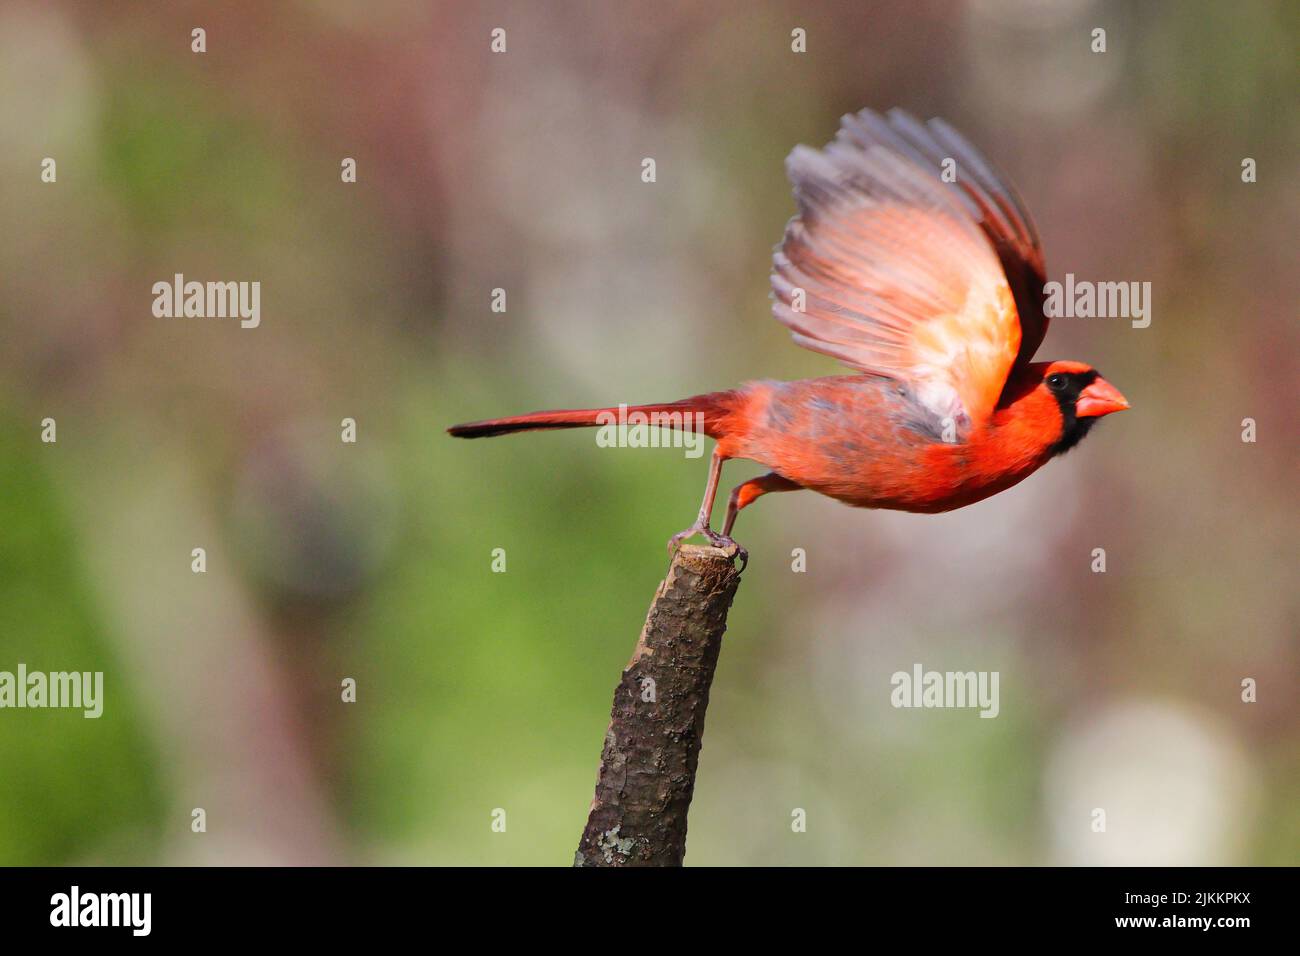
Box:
left=1046, top=374, right=1067, bottom=392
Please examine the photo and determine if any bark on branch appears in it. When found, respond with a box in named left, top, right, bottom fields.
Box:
left=575, top=544, right=742, bottom=866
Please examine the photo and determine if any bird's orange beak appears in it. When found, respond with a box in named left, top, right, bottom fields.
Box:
left=1075, top=377, right=1130, bottom=418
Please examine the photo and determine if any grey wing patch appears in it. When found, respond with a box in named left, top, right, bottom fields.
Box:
left=886, top=380, right=953, bottom=443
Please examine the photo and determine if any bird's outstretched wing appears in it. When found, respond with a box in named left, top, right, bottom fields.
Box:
left=771, top=108, right=1047, bottom=430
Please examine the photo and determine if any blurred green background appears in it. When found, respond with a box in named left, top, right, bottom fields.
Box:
left=0, top=0, right=1296, bottom=865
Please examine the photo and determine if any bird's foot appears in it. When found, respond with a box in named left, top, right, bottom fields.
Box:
left=667, top=524, right=748, bottom=571
left=703, top=528, right=748, bottom=569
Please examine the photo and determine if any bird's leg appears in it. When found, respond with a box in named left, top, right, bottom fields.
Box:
left=723, top=473, right=801, bottom=537
left=668, top=448, right=745, bottom=561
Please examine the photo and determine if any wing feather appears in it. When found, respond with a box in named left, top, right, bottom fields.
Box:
left=771, top=108, right=1048, bottom=429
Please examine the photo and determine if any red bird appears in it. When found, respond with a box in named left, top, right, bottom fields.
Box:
left=450, top=108, right=1129, bottom=563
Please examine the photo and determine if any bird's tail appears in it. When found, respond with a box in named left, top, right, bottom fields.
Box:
left=447, top=392, right=737, bottom=440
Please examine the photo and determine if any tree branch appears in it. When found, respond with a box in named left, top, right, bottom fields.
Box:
left=575, top=544, right=742, bottom=866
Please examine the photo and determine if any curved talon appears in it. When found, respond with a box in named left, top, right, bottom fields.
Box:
left=667, top=524, right=703, bottom=557
left=725, top=541, right=749, bottom=572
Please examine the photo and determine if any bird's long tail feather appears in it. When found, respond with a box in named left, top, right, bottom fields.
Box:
left=447, top=393, right=736, bottom=439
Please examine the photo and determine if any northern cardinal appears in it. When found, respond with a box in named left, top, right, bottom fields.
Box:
left=450, top=108, right=1128, bottom=563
